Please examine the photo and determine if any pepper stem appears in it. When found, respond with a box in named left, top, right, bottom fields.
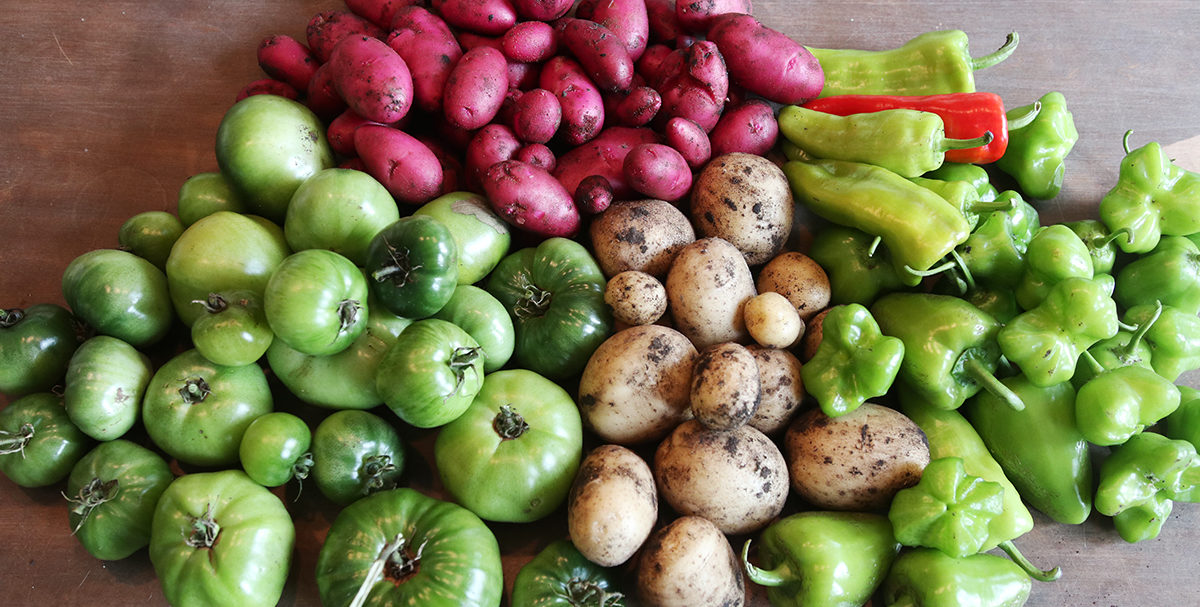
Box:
left=903, top=259, right=958, bottom=279
left=867, top=235, right=883, bottom=257
left=999, top=539, right=1062, bottom=582
left=493, top=405, right=529, bottom=440
left=942, top=130, right=994, bottom=152
left=1119, top=300, right=1162, bottom=359
left=64, top=477, right=120, bottom=534
left=949, top=249, right=976, bottom=293
left=1121, top=130, right=1135, bottom=155
left=1099, top=227, right=1132, bottom=249
left=970, top=32, right=1020, bottom=71
left=966, top=198, right=1017, bottom=215
left=0, top=308, right=25, bottom=329
left=0, top=423, right=34, bottom=457
left=1081, top=351, right=1106, bottom=376
left=740, top=539, right=792, bottom=587
left=964, top=358, right=1025, bottom=411
left=1006, top=100, right=1043, bottom=131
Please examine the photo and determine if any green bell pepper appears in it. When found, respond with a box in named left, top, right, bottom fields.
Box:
left=1163, top=385, right=1200, bottom=451
left=912, top=176, right=1013, bottom=230
left=799, top=303, right=905, bottom=417
left=1014, top=224, right=1094, bottom=311
left=1095, top=431, right=1200, bottom=543
left=807, top=225, right=905, bottom=306
left=924, top=161, right=999, bottom=202
left=1114, top=235, right=1200, bottom=315
left=1063, top=219, right=1123, bottom=275
left=953, top=208, right=1027, bottom=289
left=1099, top=131, right=1200, bottom=254
left=996, top=91, right=1079, bottom=200
left=741, top=511, right=900, bottom=607
left=1074, top=362, right=1180, bottom=446
left=1070, top=302, right=1159, bottom=387
left=1124, top=302, right=1200, bottom=381
left=879, top=548, right=1032, bottom=607
left=511, top=539, right=625, bottom=607
left=888, top=456, right=1005, bottom=557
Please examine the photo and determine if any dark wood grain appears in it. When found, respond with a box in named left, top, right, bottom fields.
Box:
left=2, top=2, right=1200, bottom=606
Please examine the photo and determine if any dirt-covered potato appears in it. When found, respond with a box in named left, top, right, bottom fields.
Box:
left=689, top=152, right=793, bottom=266
left=745, top=345, right=805, bottom=436
left=800, top=307, right=830, bottom=362
left=589, top=198, right=696, bottom=279
left=637, top=515, right=745, bottom=607
left=756, top=251, right=831, bottom=323
left=690, top=342, right=761, bottom=431
left=604, top=270, right=667, bottom=326
left=654, top=419, right=788, bottom=535
left=744, top=291, right=804, bottom=348
left=578, top=324, right=697, bottom=445
left=567, top=444, right=657, bottom=567
left=666, top=237, right=756, bottom=349
left=784, top=403, right=930, bottom=511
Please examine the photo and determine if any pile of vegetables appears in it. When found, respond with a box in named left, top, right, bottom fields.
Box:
left=3, top=0, right=1200, bottom=606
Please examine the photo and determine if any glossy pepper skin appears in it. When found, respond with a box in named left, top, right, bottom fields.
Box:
left=954, top=208, right=1027, bottom=288
left=807, top=225, right=905, bottom=306
left=872, top=293, right=1022, bottom=411
left=1075, top=364, right=1180, bottom=446
left=996, top=91, right=1079, bottom=200
left=1070, top=309, right=1155, bottom=388
left=1014, top=224, right=1095, bottom=311
left=888, top=456, right=1005, bottom=557
left=911, top=177, right=1012, bottom=231
left=998, top=277, right=1119, bottom=387
left=784, top=158, right=971, bottom=283
left=1123, top=303, right=1200, bottom=381
left=741, top=511, right=900, bottom=607
left=799, top=304, right=904, bottom=417
left=1099, top=132, right=1200, bottom=254
left=964, top=376, right=1094, bottom=525
left=778, top=105, right=994, bottom=177
left=1163, top=386, right=1200, bottom=450
left=1095, top=431, right=1200, bottom=543
left=1063, top=219, right=1122, bottom=275
left=807, top=30, right=1020, bottom=98
left=879, top=548, right=1032, bottom=607
left=1114, top=235, right=1200, bottom=315
left=925, top=161, right=998, bottom=201
left=510, top=539, right=625, bottom=607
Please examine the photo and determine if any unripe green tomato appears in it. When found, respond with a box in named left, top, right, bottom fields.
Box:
left=118, top=210, right=184, bottom=271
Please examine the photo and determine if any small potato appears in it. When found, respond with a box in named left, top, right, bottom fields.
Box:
left=589, top=198, right=696, bottom=279
left=654, top=419, right=788, bottom=535
left=785, top=403, right=930, bottom=511
left=690, top=342, right=760, bottom=431
left=744, top=291, right=803, bottom=348
left=666, top=237, right=756, bottom=349
left=578, top=324, right=697, bottom=445
left=745, top=345, right=805, bottom=436
left=605, top=270, right=668, bottom=326
left=800, top=307, right=830, bottom=362
left=756, top=251, right=831, bottom=323
left=567, top=444, right=658, bottom=567
left=690, top=153, right=793, bottom=266
left=637, top=516, right=745, bottom=607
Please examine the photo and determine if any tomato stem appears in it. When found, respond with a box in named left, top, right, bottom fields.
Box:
left=372, top=240, right=421, bottom=286
left=64, top=477, right=120, bottom=534
left=493, top=405, right=529, bottom=440
left=0, top=308, right=25, bottom=329
left=178, top=378, right=211, bottom=404
left=193, top=293, right=229, bottom=314
left=186, top=502, right=220, bottom=549
left=360, top=454, right=397, bottom=496
left=0, top=423, right=34, bottom=456
left=338, top=300, right=362, bottom=334
left=350, top=533, right=428, bottom=607
left=514, top=277, right=552, bottom=320
left=447, top=346, right=482, bottom=398
left=562, top=578, right=625, bottom=606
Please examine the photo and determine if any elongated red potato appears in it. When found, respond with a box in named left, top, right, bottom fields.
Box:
left=354, top=124, right=443, bottom=205
left=257, top=34, right=318, bottom=92
left=465, top=123, right=522, bottom=190
left=576, top=0, right=650, bottom=61
left=539, top=56, right=606, bottom=145
left=305, top=61, right=347, bottom=119
left=559, top=18, right=636, bottom=94
left=707, top=13, right=824, bottom=104
left=664, top=116, right=712, bottom=169
left=657, top=40, right=728, bottom=132
left=306, top=10, right=384, bottom=62
left=624, top=143, right=693, bottom=201
left=443, top=46, right=510, bottom=130
left=501, top=20, right=558, bottom=63
left=329, top=35, right=414, bottom=124
left=511, top=0, right=573, bottom=21
left=386, top=6, right=463, bottom=114
left=675, top=0, right=753, bottom=33
left=432, top=0, right=517, bottom=36
left=553, top=126, right=660, bottom=199
left=481, top=159, right=580, bottom=237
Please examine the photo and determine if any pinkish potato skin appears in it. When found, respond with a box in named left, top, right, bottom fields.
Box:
left=624, top=143, right=693, bottom=201
left=305, top=62, right=347, bottom=119
left=645, top=0, right=685, bottom=42
left=576, top=0, right=651, bottom=61
left=512, top=88, right=562, bottom=144
left=553, top=126, right=660, bottom=200
left=709, top=99, right=779, bottom=157
left=511, top=0, right=574, bottom=21
left=501, top=21, right=559, bottom=63
left=482, top=160, right=581, bottom=237
left=707, top=13, right=825, bottom=104
left=443, top=46, right=510, bottom=130
left=386, top=6, right=463, bottom=114
left=616, top=86, right=662, bottom=127
left=329, top=35, right=414, bottom=124
left=675, top=0, right=753, bottom=34
left=539, top=57, right=606, bottom=146
left=431, top=0, right=518, bottom=36
left=326, top=110, right=378, bottom=157
left=657, top=40, right=728, bottom=132
left=664, top=116, right=712, bottom=169
left=306, top=10, right=384, bottom=63
left=575, top=174, right=614, bottom=215
left=257, top=34, right=318, bottom=92
left=560, top=18, right=636, bottom=95
left=465, top=124, right=522, bottom=190
left=354, top=124, right=444, bottom=205
left=514, top=143, right=556, bottom=172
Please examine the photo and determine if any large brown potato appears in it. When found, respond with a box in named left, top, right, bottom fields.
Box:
left=689, top=152, right=793, bottom=266
left=588, top=198, right=696, bottom=279
left=637, top=516, right=745, bottom=607
left=567, top=444, right=658, bottom=567
left=665, top=237, right=756, bottom=349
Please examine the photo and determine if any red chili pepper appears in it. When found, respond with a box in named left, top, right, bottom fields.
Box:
left=802, top=92, right=1019, bottom=164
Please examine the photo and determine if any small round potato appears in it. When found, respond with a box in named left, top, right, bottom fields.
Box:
left=578, top=324, right=697, bottom=445
left=588, top=198, right=696, bottom=279
left=690, top=342, right=761, bottom=431
left=654, top=419, right=788, bottom=535
left=690, top=152, right=793, bottom=266
left=605, top=270, right=668, bottom=326
left=745, top=345, right=805, bottom=436
left=637, top=516, right=745, bottom=607
left=800, top=307, right=830, bottom=362
left=784, top=403, right=930, bottom=511
left=744, top=291, right=804, bottom=348
left=756, top=251, right=831, bottom=323
left=666, top=237, right=756, bottom=349
left=567, top=444, right=658, bottom=567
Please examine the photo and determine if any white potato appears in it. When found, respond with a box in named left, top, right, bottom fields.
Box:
left=604, top=270, right=668, bottom=326
left=690, top=152, right=793, bottom=266
left=743, top=291, right=804, bottom=348
left=690, top=342, right=760, bottom=431
left=567, top=444, right=658, bottom=567
left=665, top=237, right=756, bottom=349
left=589, top=198, right=696, bottom=279
left=756, top=251, right=831, bottom=322
left=637, top=516, right=745, bottom=607
left=745, top=345, right=805, bottom=436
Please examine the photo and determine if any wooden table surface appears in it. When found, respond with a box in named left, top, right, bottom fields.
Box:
left=3, top=1, right=1200, bottom=605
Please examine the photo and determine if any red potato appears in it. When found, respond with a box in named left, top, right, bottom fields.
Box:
left=354, top=124, right=444, bottom=205
left=457, top=31, right=541, bottom=90
left=305, top=61, right=347, bottom=119
left=443, top=46, right=510, bottom=130
left=709, top=99, right=778, bottom=156
left=645, top=0, right=685, bottom=42
left=511, top=0, right=573, bottom=21
left=624, top=143, right=693, bottom=201
left=386, top=6, right=463, bottom=114
left=345, top=0, right=420, bottom=28
left=636, top=43, right=674, bottom=86
left=235, top=79, right=299, bottom=101
left=575, top=174, right=614, bottom=214
left=306, top=10, right=385, bottom=63
left=257, top=34, right=318, bottom=92
left=512, top=88, right=562, bottom=144
left=431, top=0, right=517, bottom=36
left=416, top=134, right=465, bottom=195
left=576, top=0, right=650, bottom=61
left=501, top=21, right=558, bottom=63
left=559, top=18, right=636, bottom=95
left=657, top=40, right=728, bottom=132
left=465, top=123, right=522, bottom=191
left=707, top=13, right=824, bottom=104
left=615, top=86, right=662, bottom=127
left=481, top=160, right=581, bottom=237
left=664, top=116, right=712, bottom=169
left=329, top=35, right=414, bottom=124
left=553, top=126, right=661, bottom=199
left=539, top=56, right=606, bottom=145
left=675, top=0, right=752, bottom=33
left=326, top=110, right=379, bottom=157
left=514, top=143, right=556, bottom=172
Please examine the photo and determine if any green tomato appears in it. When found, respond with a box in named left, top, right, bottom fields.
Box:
left=414, top=191, right=511, bottom=284
left=267, top=291, right=412, bottom=409
left=63, top=335, right=152, bottom=441
left=166, top=211, right=290, bottom=327
left=0, top=392, right=92, bottom=487
left=118, top=210, right=184, bottom=271
left=215, top=94, right=335, bottom=223
left=284, top=167, right=401, bottom=266
left=312, top=409, right=405, bottom=506
left=434, top=369, right=583, bottom=522
left=142, top=349, right=273, bottom=467
left=511, top=539, right=627, bottom=607
left=264, top=249, right=368, bottom=356
left=149, top=470, right=294, bottom=607
left=0, top=304, right=83, bottom=396
left=377, top=318, right=485, bottom=428
left=432, top=285, right=515, bottom=372
left=65, top=439, right=173, bottom=561
left=365, top=215, right=459, bottom=319
left=239, top=411, right=312, bottom=487
left=190, top=290, right=274, bottom=367
left=61, top=248, right=175, bottom=348
left=176, top=171, right=247, bottom=227
left=316, top=487, right=503, bottom=607
left=486, top=237, right=613, bottom=380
